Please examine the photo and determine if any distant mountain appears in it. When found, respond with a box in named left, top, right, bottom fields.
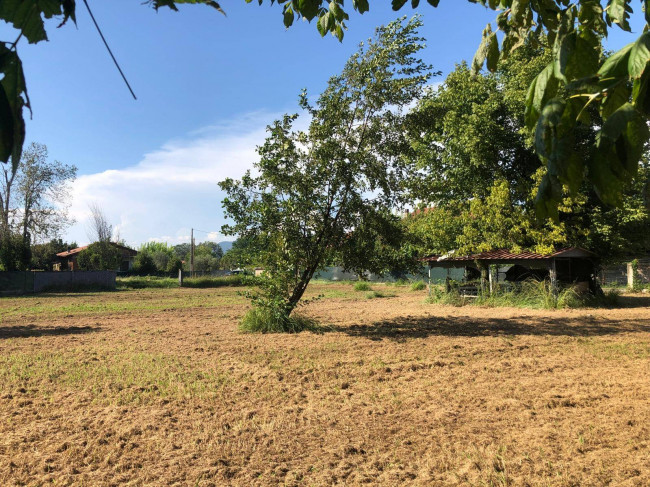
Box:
left=218, top=241, right=234, bottom=253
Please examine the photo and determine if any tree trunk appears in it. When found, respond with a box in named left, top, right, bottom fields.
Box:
left=286, top=264, right=319, bottom=314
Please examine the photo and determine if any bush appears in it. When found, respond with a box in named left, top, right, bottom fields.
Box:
left=394, top=278, right=410, bottom=286
left=354, top=281, right=372, bottom=291
left=366, top=290, right=381, bottom=299
left=77, top=242, right=121, bottom=270
left=410, top=280, right=426, bottom=291
left=0, top=232, right=31, bottom=271
left=239, top=307, right=318, bottom=333
left=132, top=252, right=157, bottom=275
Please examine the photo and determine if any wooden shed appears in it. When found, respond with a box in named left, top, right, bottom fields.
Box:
left=422, top=248, right=599, bottom=294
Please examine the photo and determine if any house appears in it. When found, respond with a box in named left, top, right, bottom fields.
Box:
left=423, top=247, right=599, bottom=294
left=54, top=243, right=138, bottom=271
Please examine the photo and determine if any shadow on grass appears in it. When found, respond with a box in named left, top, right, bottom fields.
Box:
left=333, top=315, right=650, bottom=341
left=617, top=294, right=650, bottom=308
left=0, top=324, right=101, bottom=339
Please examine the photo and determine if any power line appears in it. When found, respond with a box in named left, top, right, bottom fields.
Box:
left=83, top=0, right=137, bottom=100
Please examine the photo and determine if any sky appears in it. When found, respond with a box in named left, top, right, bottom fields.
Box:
left=1, top=1, right=646, bottom=248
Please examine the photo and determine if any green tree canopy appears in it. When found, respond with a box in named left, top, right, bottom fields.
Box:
left=262, top=0, right=650, bottom=216
left=220, top=17, right=432, bottom=329
left=406, top=42, right=650, bottom=262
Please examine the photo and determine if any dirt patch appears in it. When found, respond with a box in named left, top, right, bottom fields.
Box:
left=0, top=284, right=649, bottom=485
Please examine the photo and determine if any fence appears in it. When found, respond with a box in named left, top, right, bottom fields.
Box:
left=0, top=271, right=116, bottom=295
left=312, top=265, right=459, bottom=283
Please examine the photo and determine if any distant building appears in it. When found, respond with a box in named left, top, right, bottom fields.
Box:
left=54, top=243, right=138, bottom=271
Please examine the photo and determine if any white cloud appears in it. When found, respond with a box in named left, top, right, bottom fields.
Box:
left=66, top=111, right=281, bottom=247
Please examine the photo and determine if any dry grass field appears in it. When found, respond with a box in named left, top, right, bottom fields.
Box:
left=0, top=283, right=649, bottom=486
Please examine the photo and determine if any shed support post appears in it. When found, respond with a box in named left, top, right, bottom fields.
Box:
left=488, top=265, right=496, bottom=295
left=549, top=260, right=558, bottom=297
left=479, top=264, right=488, bottom=295
left=627, top=262, right=634, bottom=290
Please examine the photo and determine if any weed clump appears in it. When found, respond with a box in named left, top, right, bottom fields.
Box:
left=354, top=281, right=372, bottom=291
left=410, top=280, right=426, bottom=291
left=239, top=308, right=319, bottom=334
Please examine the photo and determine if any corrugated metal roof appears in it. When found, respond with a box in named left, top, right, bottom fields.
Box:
left=422, top=247, right=596, bottom=263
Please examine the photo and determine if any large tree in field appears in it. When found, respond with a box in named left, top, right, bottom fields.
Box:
left=405, top=42, right=650, bottom=261
left=0, top=142, right=76, bottom=270
left=220, top=16, right=432, bottom=332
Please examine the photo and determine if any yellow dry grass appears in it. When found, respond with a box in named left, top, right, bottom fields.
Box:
left=0, top=284, right=649, bottom=486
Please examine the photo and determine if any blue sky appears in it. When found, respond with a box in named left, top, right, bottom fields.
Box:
left=1, top=1, right=645, bottom=247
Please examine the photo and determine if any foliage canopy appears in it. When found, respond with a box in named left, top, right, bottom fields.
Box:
left=220, top=17, right=432, bottom=330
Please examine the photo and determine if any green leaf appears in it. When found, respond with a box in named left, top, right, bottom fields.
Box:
left=426, top=0, right=440, bottom=6
left=601, top=80, right=631, bottom=119
left=632, top=68, right=650, bottom=115
left=335, top=24, right=344, bottom=42
left=524, top=62, right=558, bottom=128
left=598, top=42, right=633, bottom=79
left=353, top=0, right=369, bottom=14
left=283, top=6, right=294, bottom=27
left=628, top=31, right=650, bottom=79
left=485, top=32, right=499, bottom=72
left=471, top=24, right=495, bottom=74
left=297, top=0, right=320, bottom=21
left=0, top=84, right=14, bottom=163
left=606, top=0, right=632, bottom=32
left=0, top=47, right=28, bottom=170
left=317, top=12, right=330, bottom=36
left=392, top=0, right=408, bottom=11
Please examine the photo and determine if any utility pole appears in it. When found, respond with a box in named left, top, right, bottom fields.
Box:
left=190, top=228, right=195, bottom=277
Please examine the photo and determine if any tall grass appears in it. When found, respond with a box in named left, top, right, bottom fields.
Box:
left=410, top=280, right=427, bottom=291
left=239, top=308, right=319, bottom=333
left=428, top=280, right=620, bottom=309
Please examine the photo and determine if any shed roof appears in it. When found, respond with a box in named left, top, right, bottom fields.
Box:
left=422, top=247, right=597, bottom=264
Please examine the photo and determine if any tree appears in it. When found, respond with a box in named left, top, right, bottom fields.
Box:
left=76, top=242, right=122, bottom=270
left=173, top=243, right=191, bottom=260
left=31, top=238, right=77, bottom=270
left=86, top=203, right=113, bottom=243
left=13, top=142, right=76, bottom=243
left=257, top=0, right=650, bottom=216
left=219, top=236, right=264, bottom=270
left=405, top=44, right=650, bottom=262
left=220, top=17, right=432, bottom=331
left=0, top=142, right=75, bottom=270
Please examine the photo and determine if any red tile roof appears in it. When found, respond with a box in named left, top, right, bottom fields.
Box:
left=56, top=243, right=137, bottom=258
left=422, top=247, right=596, bottom=263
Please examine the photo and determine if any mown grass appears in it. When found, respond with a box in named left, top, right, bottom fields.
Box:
left=0, top=289, right=246, bottom=320
left=0, top=350, right=232, bottom=405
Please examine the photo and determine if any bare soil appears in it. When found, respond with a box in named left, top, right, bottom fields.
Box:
left=0, top=284, right=649, bottom=486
